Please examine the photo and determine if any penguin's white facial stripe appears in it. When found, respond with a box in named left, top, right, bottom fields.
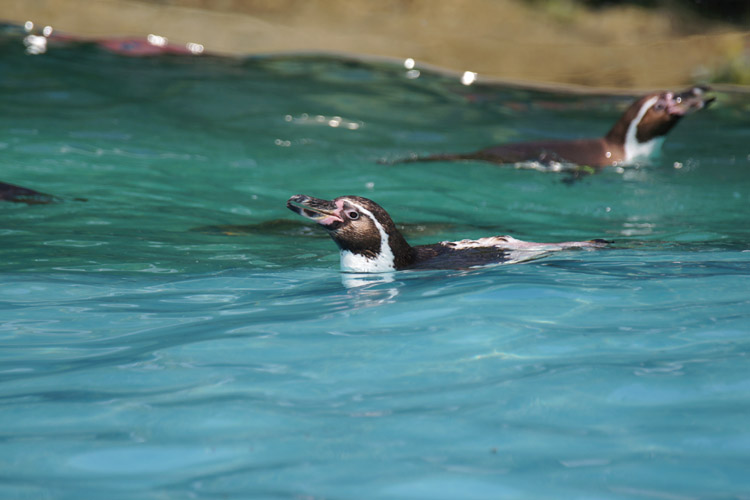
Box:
left=338, top=201, right=396, bottom=273
left=624, top=96, right=664, bottom=163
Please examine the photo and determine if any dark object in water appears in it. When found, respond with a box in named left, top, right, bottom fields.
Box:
left=0, top=181, right=56, bottom=204
left=389, top=86, right=714, bottom=172
left=191, top=218, right=492, bottom=239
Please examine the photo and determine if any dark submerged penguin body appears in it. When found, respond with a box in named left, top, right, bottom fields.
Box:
left=397, top=87, right=714, bottom=170
left=287, top=195, right=608, bottom=272
left=0, top=181, right=55, bottom=204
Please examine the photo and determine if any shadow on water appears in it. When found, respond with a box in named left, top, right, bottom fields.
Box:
left=189, top=218, right=509, bottom=239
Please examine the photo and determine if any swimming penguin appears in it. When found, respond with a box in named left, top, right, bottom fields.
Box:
left=287, top=194, right=608, bottom=272
left=393, top=86, right=714, bottom=171
left=0, top=181, right=55, bottom=204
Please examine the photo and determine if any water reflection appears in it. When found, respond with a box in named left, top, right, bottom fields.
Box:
left=461, top=71, right=477, bottom=86
left=341, top=272, right=395, bottom=289
left=23, top=21, right=52, bottom=55
left=403, top=57, right=420, bottom=79
left=146, top=33, right=168, bottom=47
left=341, top=272, right=400, bottom=308
left=186, top=42, right=205, bottom=55
left=284, top=113, right=362, bottom=130
left=19, top=22, right=206, bottom=57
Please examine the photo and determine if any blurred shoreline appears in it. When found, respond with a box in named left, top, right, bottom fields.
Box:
left=2, top=0, right=749, bottom=90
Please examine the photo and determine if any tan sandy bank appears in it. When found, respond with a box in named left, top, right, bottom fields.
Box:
left=3, top=0, right=749, bottom=89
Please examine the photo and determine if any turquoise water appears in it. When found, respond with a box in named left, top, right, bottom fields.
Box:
left=2, top=31, right=750, bottom=499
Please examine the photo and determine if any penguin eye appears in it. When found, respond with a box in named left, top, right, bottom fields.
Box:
left=347, top=211, right=359, bottom=220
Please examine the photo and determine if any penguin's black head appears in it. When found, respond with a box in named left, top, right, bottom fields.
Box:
left=607, top=86, right=714, bottom=164
left=631, top=86, right=715, bottom=142
left=287, top=194, right=413, bottom=272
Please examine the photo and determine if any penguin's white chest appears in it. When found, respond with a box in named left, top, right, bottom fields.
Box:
left=340, top=250, right=396, bottom=273
left=623, top=96, right=665, bottom=164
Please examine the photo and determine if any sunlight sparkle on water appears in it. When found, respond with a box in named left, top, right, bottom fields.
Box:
left=461, top=71, right=478, bottom=85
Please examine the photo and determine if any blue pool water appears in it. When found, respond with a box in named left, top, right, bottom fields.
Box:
left=2, top=29, right=750, bottom=499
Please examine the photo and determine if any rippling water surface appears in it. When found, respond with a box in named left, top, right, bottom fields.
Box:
left=2, top=29, right=750, bottom=499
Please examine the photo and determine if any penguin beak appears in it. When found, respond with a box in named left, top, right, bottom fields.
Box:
left=669, top=86, right=715, bottom=116
left=287, top=195, right=344, bottom=227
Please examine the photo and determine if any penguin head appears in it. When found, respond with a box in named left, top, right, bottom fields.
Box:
left=287, top=194, right=412, bottom=272
left=609, top=86, right=714, bottom=164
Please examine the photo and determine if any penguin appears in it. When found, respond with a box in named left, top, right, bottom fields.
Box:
left=0, top=181, right=55, bottom=204
left=287, top=194, right=609, bottom=272
left=393, top=86, right=714, bottom=171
